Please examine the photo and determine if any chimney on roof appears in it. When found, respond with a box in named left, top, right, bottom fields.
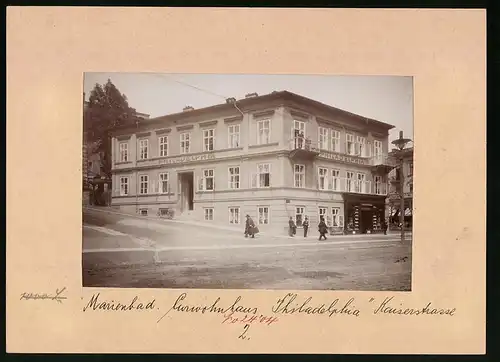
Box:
left=226, top=97, right=236, bottom=104
left=183, top=106, right=194, bottom=112
left=245, top=92, right=258, bottom=98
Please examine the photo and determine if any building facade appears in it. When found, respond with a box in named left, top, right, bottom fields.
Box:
left=110, top=91, right=396, bottom=234
left=387, top=147, right=413, bottom=229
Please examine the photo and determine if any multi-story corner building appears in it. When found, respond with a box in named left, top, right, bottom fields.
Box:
left=110, top=91, right=397, bottom=234
left=387, top=147, right=413, bottom=229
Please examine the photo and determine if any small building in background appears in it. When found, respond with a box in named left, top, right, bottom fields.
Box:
left=386, top=147, right=413, bottom=230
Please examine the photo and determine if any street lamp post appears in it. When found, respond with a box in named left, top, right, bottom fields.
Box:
left=391, top=131, right=412, bottom=243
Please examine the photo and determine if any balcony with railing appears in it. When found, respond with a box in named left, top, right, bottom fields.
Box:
left=288, top=137, right=321, bottom=159
left=370, top=154, right=397, bottom=174
left=317, top=177, right=388, bottom=196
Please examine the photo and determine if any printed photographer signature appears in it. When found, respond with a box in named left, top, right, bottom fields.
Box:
left=20, top=287, right=67, bottom=304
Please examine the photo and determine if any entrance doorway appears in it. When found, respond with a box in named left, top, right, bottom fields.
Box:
left=360, top=207, right=374, bottom=233
left=178, top=172, right=194, bottom=213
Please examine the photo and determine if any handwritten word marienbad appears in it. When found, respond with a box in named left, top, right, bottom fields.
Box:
left=83, top=293, right=156, bottom=312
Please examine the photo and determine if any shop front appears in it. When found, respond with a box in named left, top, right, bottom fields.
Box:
left=343, top=194, right=387, bottom=234
left=388, top=197, right=413, bottom=230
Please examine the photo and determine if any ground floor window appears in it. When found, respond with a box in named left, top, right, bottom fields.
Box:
left=119, top=177, right=129, bottom=196
left=318, top=207, right=327, bottom=223
left=229, top=207, right=240, bottom=224
left=139, top=208, right=148, bottom=216
left=158, top=208, right=174, bottom=219
left=258, top=206, right=270, bottom=225
left=139, top=175, right=149, bottom=194
left=331, top=207, right=344, bottom=227
left=295, top=206, right=305, bottom=226
left=204, top=207, right=214, bottom=221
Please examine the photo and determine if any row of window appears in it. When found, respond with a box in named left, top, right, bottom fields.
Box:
left=118, top=164, right=387, bottom=196
left=118, top=121, right=271, bottom=162
left=202, top=206, right=344, bottom=228
left=117, top=119, right=383, bottom=162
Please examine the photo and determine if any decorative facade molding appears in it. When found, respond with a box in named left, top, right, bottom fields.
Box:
left=223, top=115, right=243, bottom=124
left=252, top=109, right=275, bottom=119
left=199, top=120, right=219, bottom=128
left=155, top=128, right=172, bottom=135
left=176, top=124, right=194, bottom=131
left=116, top=135, right=132, bottom=141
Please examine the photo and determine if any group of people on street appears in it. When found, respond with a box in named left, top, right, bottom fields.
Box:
left=245, top=214, right=389, bottom=239
left=289, top=216, right=328, bottom=240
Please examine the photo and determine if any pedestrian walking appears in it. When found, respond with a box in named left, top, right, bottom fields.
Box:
left=303, top=216, right=309, bottom=237
left=245, top=214, right=256, bottom=238
left=318, top=216, right=328, bottom=240
left=288, top=217, right=296, bottom=237
left=382, top=218, right=388, bottom=235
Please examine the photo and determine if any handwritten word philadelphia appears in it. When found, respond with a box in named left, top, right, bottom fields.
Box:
left=82, top=293, right=156, bottom=312
left=272, top=293, right=361, bottom=317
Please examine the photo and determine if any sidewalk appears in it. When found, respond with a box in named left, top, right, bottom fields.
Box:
left=84, top=206, right=412, bottom=242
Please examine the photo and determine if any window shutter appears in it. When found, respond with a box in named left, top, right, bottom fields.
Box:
left=197, top=175, right=203, bottom=191
left=251, top=173, right=257, bottom=188
left=328, top=175, right=333, bottom=190
left=367, top=142, right=372, bottom=157
left=339, top=215, right=344, bottom=227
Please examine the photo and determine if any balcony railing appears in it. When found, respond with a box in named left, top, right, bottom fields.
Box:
left=289, top=137, right=321, bottom=152
left=288, top=137, right=321, bottom=159
left=370, top=154, right=397, bottom=167
left=317, top=177, right=388, bottom=196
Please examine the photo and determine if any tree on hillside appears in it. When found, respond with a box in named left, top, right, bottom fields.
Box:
left=84, top=79, right=139, bottom=178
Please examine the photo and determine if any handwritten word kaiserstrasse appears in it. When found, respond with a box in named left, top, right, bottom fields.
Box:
left=83, top=293, right=156, bottom=312
left=373, top=297, right=456, bottom=316
left=20, top=287, right=67, bottom=303
left=272, top=293, right=360, bottom=317
left=157, top=293, right=258, bottom=323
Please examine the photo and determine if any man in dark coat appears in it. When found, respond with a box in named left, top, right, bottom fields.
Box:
left=245, top=214, right=256, bottom=238
left=302, top=216, right=309, bottom=237
left=288, top=217, right=296, bottom=237
left=318, top=216, right=328, bottom=240
left=382, top=218, right=388, bottom=235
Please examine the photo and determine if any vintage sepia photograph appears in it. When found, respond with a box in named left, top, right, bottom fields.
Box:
left=82, top=73, right=414, bottom=291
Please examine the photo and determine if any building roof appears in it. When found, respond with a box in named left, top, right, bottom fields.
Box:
left=110, top=90, right=396, bottom=136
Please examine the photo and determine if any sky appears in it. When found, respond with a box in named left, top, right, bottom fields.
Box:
left=83, top=73, right=413, bottom=144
